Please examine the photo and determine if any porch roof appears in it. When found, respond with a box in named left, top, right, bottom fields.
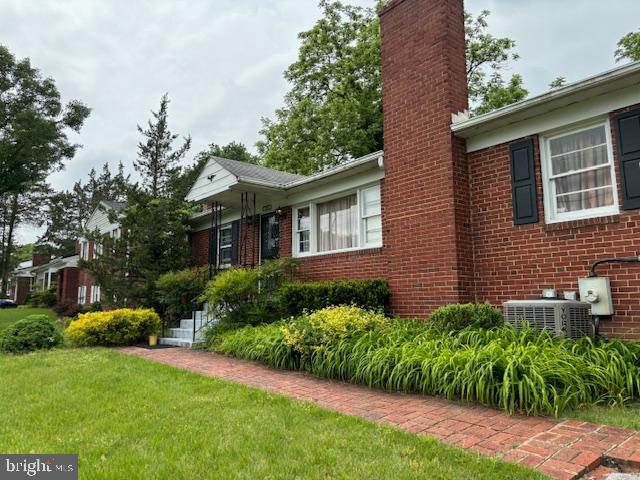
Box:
left=186, top=150, right=384, bottom=210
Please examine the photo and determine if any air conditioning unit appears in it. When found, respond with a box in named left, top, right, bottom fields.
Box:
left=503, top=300, right=593, bottom=339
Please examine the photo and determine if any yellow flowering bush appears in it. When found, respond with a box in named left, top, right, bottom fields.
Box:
left=281, top=305, right=390, bottom=354
left=66, top=308, right=161, bottom=346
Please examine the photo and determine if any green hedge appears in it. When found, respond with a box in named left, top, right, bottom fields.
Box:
left=0, top=315, right=63, bottom=354
left=429, top=303, right=503, bottom=332
left=214, top=306, right=640, bottom=416
left=279, top=279, right=390, bottom=317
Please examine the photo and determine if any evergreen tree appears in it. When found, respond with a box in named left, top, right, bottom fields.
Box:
left=134, top=93, right=191, bottom=197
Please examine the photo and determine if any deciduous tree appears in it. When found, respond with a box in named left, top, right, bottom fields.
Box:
left=0, top=45, right=90, bottom=196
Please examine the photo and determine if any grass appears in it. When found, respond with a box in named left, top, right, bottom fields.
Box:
left=565, top=402, right=640, bottom=431
left=0, top=348, right=546, bottom=480
left=0, top=307, right=55, bottom=331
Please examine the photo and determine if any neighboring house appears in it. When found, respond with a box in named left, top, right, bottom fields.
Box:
left=7, top=253, right=79, bottom=305
left=186, top=0, right=640, bottom=339
left=8, top=200, right=126, bottom=307
left=76, top=200, right=125, bottom=306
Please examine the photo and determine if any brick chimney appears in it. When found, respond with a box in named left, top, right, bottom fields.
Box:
left=380, top=0, right=473, bottom=317
left=32, top=252, right=52, bottom=267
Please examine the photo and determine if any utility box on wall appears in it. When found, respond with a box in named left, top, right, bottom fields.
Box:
left=578, top=277, right=614, bottom=316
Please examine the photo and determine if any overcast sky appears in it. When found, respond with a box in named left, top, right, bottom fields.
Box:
left=3, top=0, right=639, bottom=243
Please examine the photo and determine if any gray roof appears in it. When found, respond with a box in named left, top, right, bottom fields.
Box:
left=101, top=200, right=128, bottom=212
left=214, top=157, right=306, bottom=186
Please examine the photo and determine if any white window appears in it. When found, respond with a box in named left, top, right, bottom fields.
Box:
left=295, top=207, right=311, bottom=253
left=218, top=226, right=233, bottom=267
left=77, top=286, right=87, bottom=305
left=111, top=228, right=120, bottom=240
left=293, top=184, right=383, bottom=256
left=361, top=186, right=382, bottom=246
left=541, top=121, right=618, bottom=223
left=90, top=285, right=101, bottom=303
left=94, top=242, right=103, bottom=258
left=80, top=241, right=89, bottom=260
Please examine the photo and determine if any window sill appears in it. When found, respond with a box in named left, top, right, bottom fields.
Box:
left=293, top=246, right=383, bottom=260
left=544, top=214, right=621, bottom=232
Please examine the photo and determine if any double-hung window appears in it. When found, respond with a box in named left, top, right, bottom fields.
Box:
left=218, top=226, right=233, bottom=267
left=293, top=184, right=382, bottom=256
left=541, top=121, right=618, bottom=222
left=80, top=241, right=89, bottom=260
left=295, top=207, right=311, bottom=253
left=90, top=285, right=101, bottom=303
left=77, top=286, right=87, bottom=305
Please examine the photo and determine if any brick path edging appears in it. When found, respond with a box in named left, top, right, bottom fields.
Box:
left=118, top=347, right=640, bottom=480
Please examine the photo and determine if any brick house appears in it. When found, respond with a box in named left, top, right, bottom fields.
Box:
left=7, top=253, right=79, bottom=306
left=186, top=0, right=640, bottom=339
left=74, top=200, right=125, bottom=306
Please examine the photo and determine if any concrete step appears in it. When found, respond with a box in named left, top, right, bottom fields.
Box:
left=180, top=316, right=219, bottom=330
left=158, top=337, right=202, bottom=348
left=167, top=328, right=204, bottom=341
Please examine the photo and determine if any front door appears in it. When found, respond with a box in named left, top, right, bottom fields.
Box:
left=260, top=213, right=280, bottom=262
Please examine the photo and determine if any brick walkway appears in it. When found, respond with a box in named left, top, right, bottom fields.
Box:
left=119, top=347, right=640, bottom=480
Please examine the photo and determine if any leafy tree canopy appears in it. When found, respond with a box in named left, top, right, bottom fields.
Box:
left=257, top=3, right=527, bottom=174
left=615, top=29, right=640, bottom=62
left=0, top=44, right=90, bottom=196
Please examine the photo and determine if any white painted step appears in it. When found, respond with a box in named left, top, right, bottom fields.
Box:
left=158, top=337, right=200, bottom=348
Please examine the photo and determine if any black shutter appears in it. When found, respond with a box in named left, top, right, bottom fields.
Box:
left=230, top=220, right=240, bottom=265
left=614, top=108, right=640, bottom=210
left=509, top=138, right=539, bottom=225
left=208, top=227, right=217, bottom=268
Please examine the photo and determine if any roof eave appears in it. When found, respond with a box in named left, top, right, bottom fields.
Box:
left=452, top=61, right=640, bottom=138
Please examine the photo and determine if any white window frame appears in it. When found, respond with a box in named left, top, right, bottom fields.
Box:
left=90, top=285, right=101, bottom=303
left=218, top=225, right=233, bottom=268
left=80, top=241, right=89, bottom=260
left=294, top=206, right=312, bottom=255
left=77, top=286, right=87, bottom=305
left=540, top=119, right=619, bottom=224
left=292, top=184, right=383, bottom=257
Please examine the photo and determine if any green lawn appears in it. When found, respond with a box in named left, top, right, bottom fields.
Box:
left=564, top=402, right=640, bottom=431
left=0, top=307, right=55, bottom=331
left=0, top=349, right=546, bottom=480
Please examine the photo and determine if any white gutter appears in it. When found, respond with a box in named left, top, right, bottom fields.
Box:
left=452, top=61, right=640, bottom=134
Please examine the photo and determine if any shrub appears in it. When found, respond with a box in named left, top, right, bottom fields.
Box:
left=279, top=279, right=390, bottom=317
left=281, top=305, right=390, bottom=355
left=214, top=318, right=640, bottom=417
left=66, top=308, right=161, bottom=347
left=26, top=287, right=57, bottom=308
left=155, top=266, right=209, bottom=323
left=53, top=300, right=84, bottom=319
left=0, top=315, right=63, bottom=354
left=428, top=303, right=504, bottom=332
left=202, top=259, right=297, bottom=325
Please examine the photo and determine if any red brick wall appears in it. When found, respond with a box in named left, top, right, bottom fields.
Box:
left=190, top=229, right=210, bottom=267
left=468, top=105, right=640, bottom=340
left=13, top=277, right=31, bottom=305
left=58, top=267, right=79, bottom=304
left=379, top=0, right=470, bottom=316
